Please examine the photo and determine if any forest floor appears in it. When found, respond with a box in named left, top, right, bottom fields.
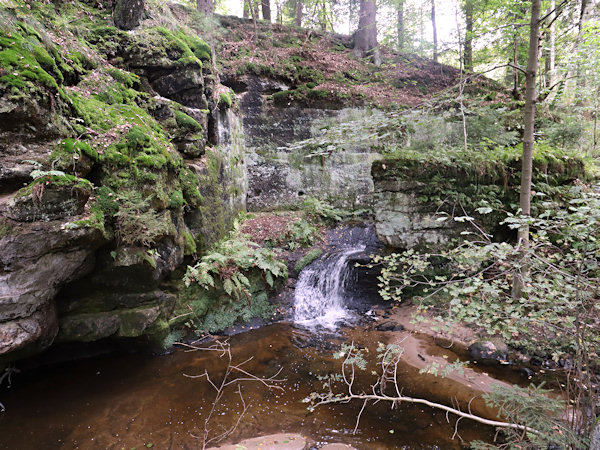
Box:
left=215, top=16, right=506, bottom=108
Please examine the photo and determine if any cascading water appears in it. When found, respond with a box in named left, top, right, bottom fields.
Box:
left=293, top=245, right=365, bottom=330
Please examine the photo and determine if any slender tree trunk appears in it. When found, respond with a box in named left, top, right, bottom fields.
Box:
left=548, top=0, right=556, bottom=87
left=431, top=0, right=438, bottom=62
left=319, top=0, right=328, bottom=30
left=354, top=0, right=380, bottom=65
left=518, top=0, right=542, bottom=248
left=419, top=3, right=424, bottom=55
left=261, top=0, right=271, bottom=21
left=512, top=31, right=520, bottom=99
left=197, top=0, right=213, bottom=15
left=243, top=0, right=249, bottom=18
left=396, top=0, right=404, bottom=52
left=276, top=0, right=282, bottom=24
left=463, top=0, right=473, bottom=71
left=295, top=0, right=303, bottom=27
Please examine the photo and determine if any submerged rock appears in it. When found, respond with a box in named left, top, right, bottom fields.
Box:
left=375, top=321, right=404, bottom=332
left=208, top=433, right=306, bottom=450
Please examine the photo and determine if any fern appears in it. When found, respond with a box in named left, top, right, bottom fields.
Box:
left=184, top=234, right=287, bottom=299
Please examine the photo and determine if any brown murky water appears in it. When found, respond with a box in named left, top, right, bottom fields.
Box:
left=0, top=323, right=497, bottom=449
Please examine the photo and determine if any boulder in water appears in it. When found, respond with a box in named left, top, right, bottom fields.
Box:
left=375, top=321, right=404, bottom=332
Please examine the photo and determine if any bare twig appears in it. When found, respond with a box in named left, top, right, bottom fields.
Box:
left=181, top=339, right=284, bottom=449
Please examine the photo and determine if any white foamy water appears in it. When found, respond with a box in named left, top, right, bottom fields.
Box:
left=293, top=246, right=365, bottom=330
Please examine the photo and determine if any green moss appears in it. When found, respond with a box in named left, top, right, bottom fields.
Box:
left=107, top=67, right=139, bottom=87
left=295, top=248, right=323, bottom=272
left=168, top=190, right=184, bottom=209
left=16, top=173, right=92, bottom=198
left=0, top=221, right=15, bottom=238
left=59, top=138, right=99, bottom=160
left=179, top=166, right=202, bottom=208
left=183, top=230, right=197, bottom=255
left=218, top=90, right=234, bottom=109
left=133, top=152, right=168, bottom=169
left=0, top=30, right=59, bottom=89
left=175, top=110, right=203, bottom=132
left=134, top=27, right=210, bottom=67
left=71, top=207, right=107, bottom=237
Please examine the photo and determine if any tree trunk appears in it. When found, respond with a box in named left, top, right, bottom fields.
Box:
left=548, top=0, right=556, bottom=87
left=261, top=0, right=271, bottom=21
left=463, top=0, right=473, bottom=70
left=276, top=0, right=282, bottom=24
left=431, top=0, right=438, bottom=62
left=354, top=0, right=380, bottom=65
left=295, top=0, right=303, bottom=27
left=518, top=0, right=542, bottom=248
left=397, top=0, right=404, bottom=51
left=512, top=31, right=520, bottom=99
left=243, top=0, right=249, bottom=18
left=113, top=0, right=145, bottom=30
left=197, top=0, right=213, bottom=15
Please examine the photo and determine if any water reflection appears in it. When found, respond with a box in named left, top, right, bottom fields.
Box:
left=0, top=323, right=494, bottom=449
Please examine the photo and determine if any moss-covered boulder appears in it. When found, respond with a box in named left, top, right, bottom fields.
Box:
left=372, top=146, right=586, bottom=250
left=6, top=174, right=92, bottom=222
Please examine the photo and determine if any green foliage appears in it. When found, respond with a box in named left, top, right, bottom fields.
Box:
left=471, top=384, right=586, bottom=449
left=182, top=219, right=288, bottom=334
left=162, top=329, right=185, bottom=348
left=373, top=186, right=600, bottom=358
left=268, top=218, right=319, bottom=250
left=286, top=219, right=318, bottom=249
left=302, top=197, right=345, bottom=224
left=184, top=229, right=288, bottom=300
left=194, top=289, right=274, bottom=334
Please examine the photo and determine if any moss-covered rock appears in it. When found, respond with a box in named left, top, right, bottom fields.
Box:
left=371, top=145, right=587, bottom=250
left=7, top=174, right=92, bottom=222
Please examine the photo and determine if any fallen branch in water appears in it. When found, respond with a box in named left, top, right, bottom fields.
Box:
left=305, top=342, right=541, bottom=442
left=180, top=339, right=284, bottom=450
left=0, top=364, right=20, bottom=413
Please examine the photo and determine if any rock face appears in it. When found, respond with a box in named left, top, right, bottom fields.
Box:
left=372, top=177, right=460, bottom=249
left=226, top=74, right=382, bottom=211
left=0, top=7, right=247, bottom=364
left=0, top=219, right=106, bottom=361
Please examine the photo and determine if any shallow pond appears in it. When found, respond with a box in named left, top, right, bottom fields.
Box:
left=0, top=322, right=500, bottom=449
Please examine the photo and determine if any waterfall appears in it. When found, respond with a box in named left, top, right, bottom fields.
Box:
left=293, top=245, right=365, bottom=330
